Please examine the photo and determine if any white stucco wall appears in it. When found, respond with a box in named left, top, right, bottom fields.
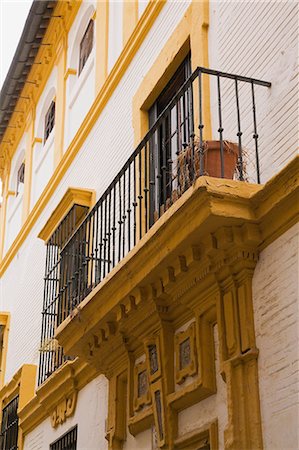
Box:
left=108, top=0, right=124, bottom=72
left=4, top=134, right=27, bottom=253
left=208, top=1, right=298, bottom=184
left=23, top=374, right=108, bottom=450
left=65, top=0, right=96, bottom=148
left=31, top=66, right=57, bottom=208
left=253, top=224, right=299, bottom=450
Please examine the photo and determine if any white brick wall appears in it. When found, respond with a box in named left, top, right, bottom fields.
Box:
left=253, top=223, right=299, bottom=450
left=209, top=1, right=298, bottom=183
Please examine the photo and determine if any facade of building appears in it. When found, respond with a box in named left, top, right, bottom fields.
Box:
left=0, top=1, right=298, bottom=449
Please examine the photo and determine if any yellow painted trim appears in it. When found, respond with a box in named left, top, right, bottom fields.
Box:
left=54, top=36, right=67, bottom=168
left=133, top=0, right=211, bottom=146
left=38, top=187, right=96, bottom=242
left=0, top=0, right=165, bottom=277
left=0, top=0, right=82, bottom=178
left=32, top=137, right=42, bottom=147
left=0, top=364, right=36, bottom=450
left=18, top=359, right=97, bottom=436
left=95, top=0, right=109, bottom=94
left=0, top=162, right=11, bottom=259
left=21, top=110, right=35, bottom=223
left=64, top=68, right=77, bottom=81
left=123, top=0, right=139, bottom=46
left=0, top=313, right=10, bottom=389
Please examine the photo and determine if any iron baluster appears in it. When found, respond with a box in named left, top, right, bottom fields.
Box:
left=235, top=78, right=244, bottom=181
left=251, top=81, right=260, bottom=184
left=217, top=74, right=225, bottom=178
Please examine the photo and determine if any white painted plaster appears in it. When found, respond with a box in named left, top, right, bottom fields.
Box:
left=208, top=1, right=298, bottom=183
left=253, top=224, right=299, bottom=450
left=108, top=0, right=123, bottom=72
left=23, top=374, right=108, bottom=450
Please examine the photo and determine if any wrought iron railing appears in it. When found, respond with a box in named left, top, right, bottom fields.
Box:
left=38, top=67, right=270, bottom=385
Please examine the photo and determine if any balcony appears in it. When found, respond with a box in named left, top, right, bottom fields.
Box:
left=38, top=67, right=272, bottom=385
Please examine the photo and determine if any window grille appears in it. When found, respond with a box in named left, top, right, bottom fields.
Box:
left=38, top=204, right=89, bottom=386
left=50, top=425, right=77, bottom=450
left=44, top=100, right=55, bottom=143
left=16, top=162, right=25, bottom=196
left=0, top=396, right=19, bottom=450
left=79, top=19, right=94, bottom=75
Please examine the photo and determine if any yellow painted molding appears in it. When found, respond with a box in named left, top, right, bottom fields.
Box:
left=18, top=359, right=97, bottom=437
left=0, top=0, right=82, bottom=177
left=22, top=111, right=35, bottom=223
left=0, top=0, right=165, bottom=277
left=0, top=312, right=10, bottom=389
left=0, top=363, right=36, bottom=450
left=64, top=68, right=77, bottom=81
left=95, top=0, right=109, bottom=94
left=133, top=0, right=211, bottom=146
left=54, top=38, right=67, bottom=168
left=174, top=421, right=218, bottom=450
left=0, top=162, right=11, bottom=259
left=123, top=0, right=139, bottom=46
left=0, top=364, right=36, bottom=410
left=38, top=187, right=96, bottom=243
left=31, top=137, right=43, bottom=147
left=55, top=157, right=299, bottom=355
left=6, top=190, right=15, bottom=198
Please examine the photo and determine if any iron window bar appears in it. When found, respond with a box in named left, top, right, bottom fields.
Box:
left=38, top=67, right=270, bottom=384
left=50, top=425, right=77, bottom=450
left=0, top=396, right=19, bottom=450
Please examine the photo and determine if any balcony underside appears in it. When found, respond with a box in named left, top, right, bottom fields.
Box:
left=55, top=157, right=298, bottom=373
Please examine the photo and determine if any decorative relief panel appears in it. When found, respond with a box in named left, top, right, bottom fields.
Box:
left=151, top=379, right=166, bottom=448
left=134, top=361, right=151, bottom=412
left=175, top=322, right=197, bottom=385
left=145, top=336, right=162, bottom=383
left=50, top=391, right=77, bottom=428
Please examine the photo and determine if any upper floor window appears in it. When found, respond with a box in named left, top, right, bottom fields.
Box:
left=79, top=19, right=94, bottom=75
left=0, top=396, right=19, bottom=450
left=44, top=100, right=55, bottom=144
left=16, top=162, right=25, bottom=196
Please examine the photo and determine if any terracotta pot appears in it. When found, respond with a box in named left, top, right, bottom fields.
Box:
left=203, top=140, right=239, bottom=179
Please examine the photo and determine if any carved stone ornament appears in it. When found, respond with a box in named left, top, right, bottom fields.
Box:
left=50, top=391, right=77, bottom=428
left=175, top=322, right=197, bottom=385
left=133, top=361, right=151, bottom=412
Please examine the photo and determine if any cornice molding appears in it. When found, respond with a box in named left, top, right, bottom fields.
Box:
left=18, top=358, right=97, bottom=436
left=38, top=187, right=95, bottom=242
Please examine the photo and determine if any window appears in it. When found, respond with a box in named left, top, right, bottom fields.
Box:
left=0, top=396, right=19, bottom=450
left=50, top=425, right=77, bottom=450
left=38, top=204, right=90, bottom=385
left=79, top=19, right=94, bottom=75
left=16, top=162, right=25, bottom=196
left=149, top=55, right=192, bottom=223
left=44, top=100, right=56, bottom=143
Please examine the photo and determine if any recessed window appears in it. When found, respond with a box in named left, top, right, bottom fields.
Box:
left=50, top=425, right=77, bottom=450
left=16, top=162, right=25, bottom=196
left=44, top=100, right=55, bottom=143
left=79, top=19, right=94, bottom=75
left=0, top=396, right=19, bottom=450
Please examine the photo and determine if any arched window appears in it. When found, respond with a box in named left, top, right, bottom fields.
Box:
left=78, top=19, right=94, bottom=75
left=44, top=99, right=56, bottom=144
left=16, top=161, right=25, bottom=196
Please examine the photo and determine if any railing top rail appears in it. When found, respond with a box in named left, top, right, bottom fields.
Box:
left=197, top=67, right=272, bottom=88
